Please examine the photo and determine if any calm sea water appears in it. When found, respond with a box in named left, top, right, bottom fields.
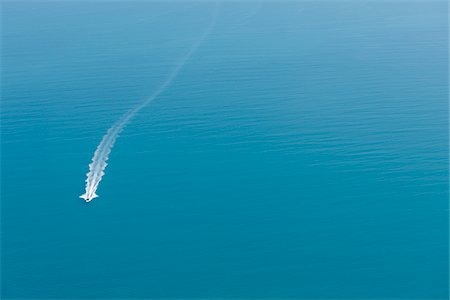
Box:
left=1, top=1, right=448, bottom=299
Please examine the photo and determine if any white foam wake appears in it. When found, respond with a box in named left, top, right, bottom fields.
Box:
left=80, top=4, right=220, bottom=202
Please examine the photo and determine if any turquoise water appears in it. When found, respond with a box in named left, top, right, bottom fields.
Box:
left=1, top=1, right=448, bottom=299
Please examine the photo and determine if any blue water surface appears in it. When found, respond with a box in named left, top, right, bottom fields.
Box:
left=1, top=1, right=448, bottom=299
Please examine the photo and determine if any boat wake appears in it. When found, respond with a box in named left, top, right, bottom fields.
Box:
left=80, top=4, right=220, bottom=202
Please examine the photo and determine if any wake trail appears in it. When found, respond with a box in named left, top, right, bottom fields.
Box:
left=80, top=4, right=220, bottom=202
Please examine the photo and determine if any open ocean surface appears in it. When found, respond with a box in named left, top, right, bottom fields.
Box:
left=1, top=1, right=448, bottom=299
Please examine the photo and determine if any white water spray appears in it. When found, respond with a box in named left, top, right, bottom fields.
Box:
left=80, top=5, right=219, bottom=202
